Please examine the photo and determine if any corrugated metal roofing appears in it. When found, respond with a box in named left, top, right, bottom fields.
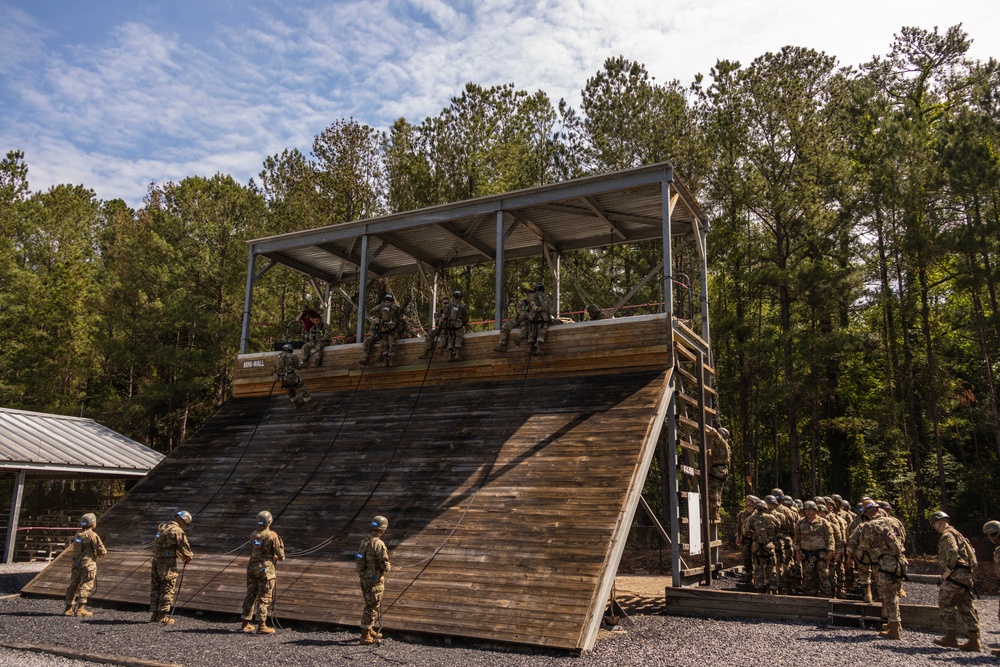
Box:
left=248, top=162, right=708, bottom=285
left=0, top=408, right=164, bottom=476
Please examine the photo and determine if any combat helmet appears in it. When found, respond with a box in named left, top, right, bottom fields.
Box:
left=770, top=488, right=784, bottom=499
left=281, top=343, right=293, bottom=353
left=929, top=510, right=950, bottom=524
left=533, top=283, right=544, bottom=292
left=175, top=510, right=193, bottom=525
left=383, top=293, right=394, bottom=301
left=802, top=501, right=818, bottom=511
left=764, top=495, right=777, bottom=505
left=80, top=513, right=97, bottom=528
left=256, top=510, right=273, bottom=527
left=983, top=521, right=1000, bottom=538
left=453, top=289, right=462, bottom=298
left=718, top=426, right=730, bottom=439
left=371, top=515, right=389, bottom=531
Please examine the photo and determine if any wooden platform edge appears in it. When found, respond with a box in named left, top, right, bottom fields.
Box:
left=663, top=587, right=957, bottom=633
left=579, top=367, right=674, bottom=651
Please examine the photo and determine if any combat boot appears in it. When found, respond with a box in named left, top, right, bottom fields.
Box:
left=933, top=630, right=959, bottom=647
left=358, top=356, right=369, bottom=366
left=418, top=350, right=430, bottom=359
left=360, top=628, right=375, bottom=645
left=384, top=356, right=394, bottom=367
left=75, top=604, right=93, bottom=618
left=879, top=621, right=901, bottom=640
left=493, top=342, right=507, bottom=352
left=64, top=605, right=75, bottom=616
left=257, top=622, right=275, bottom=635
left=991, top=647, right=1000, bottom=657
left=241, top=620, right=255, bottom=633
left=533, top=342, right=543, bottom=355
left=449, top=350, right=460, bottom=362
left=150, top=611, right=162, bottom=623
left=861, top=585, right=872, bottom=603
left=958, top=631, right=982, bottom=652
left=159, top=614, right=175, bottom=625
left=512, top=335, right=521, bottom=347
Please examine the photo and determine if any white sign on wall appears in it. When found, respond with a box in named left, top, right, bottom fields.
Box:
left=688, top=492, right=702, bottom=555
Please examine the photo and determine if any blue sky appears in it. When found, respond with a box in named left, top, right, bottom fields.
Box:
left=2, top=0, right=998, bottom=207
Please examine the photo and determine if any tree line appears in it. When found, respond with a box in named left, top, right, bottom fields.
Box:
left=2, top=25, right=998, bottom=538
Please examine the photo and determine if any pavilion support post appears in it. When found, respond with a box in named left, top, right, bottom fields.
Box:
left=697, top=349, right=712, bottom=585
left=240, top=249, right=256, bottom=354
left=494, top=211, right=505, bottom=330
left=698, top=225, right=712, bottom=367
left=4, top=470, right=25, bottom=564
left=553, top=252, right=561, bottom=317
left=356, top=234, right=371, bottom=343
left=429, top=272, right=439, bottom=326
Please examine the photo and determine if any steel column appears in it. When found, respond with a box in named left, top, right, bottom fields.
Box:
left=240, top=248, right=256, bottom=354
left=4, top=470, right=26, bottom=563
left=494, top=210, right=505, bottom=330
left=356, top=234, right=370, bottom=342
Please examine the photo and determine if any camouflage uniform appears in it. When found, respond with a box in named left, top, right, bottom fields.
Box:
left=848, top=513, right=876, bottom=601
left=795, top=514, right=834, bottom=597
left=828, top=505, right=849, bottom=597
left=736, top=500, right=756, bottom=580
left=747, top=508, right=780, bottom=593
left=937, top=525, right=979, bottom=637
left=524, top=287, right=551, bottom=352
left=705, top=427, right=730, bottom=522
left=273, top=349, right=311, bottom=407
left=356, top=532, right=391, bottom=634
left=420, top=299, right=450, bottom=359
left=242, top=527, right=285, bottom=628
left=301, top=322, right=332, bottom=367
left=496, top=294, right=530, bottom=350
left=868, top=517, right=907, bottom=629
left=150, top=521, right=193, bottom=620
left=362, top=298, right=404, bottom=365
left=442, top=296, right=469, bottom=361
left=64, top=525, right=106, bottom=612
left=772, top=502, right=798, bottom=594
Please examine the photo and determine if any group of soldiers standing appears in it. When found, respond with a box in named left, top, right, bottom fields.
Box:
left=735, top=490, right=996, bottom=653
left=62, top=509, right=392, bottom=644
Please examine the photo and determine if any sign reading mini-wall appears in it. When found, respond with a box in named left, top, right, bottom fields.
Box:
left=242, top=359, right=265, bottom=368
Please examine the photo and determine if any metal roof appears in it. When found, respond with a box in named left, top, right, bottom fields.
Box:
left=248, top=162, right=707, bottom=284
left=0, top=408, right=164, bottom=477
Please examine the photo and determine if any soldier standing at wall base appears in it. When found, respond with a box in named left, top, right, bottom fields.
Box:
left=983, top=520, right=1000, bottom=657
left=241, top=510, right=285, bottom=635
left=356, top=515, right=392, bottom=644
left=63, top=513, right=107, bottom=618
left=736, top=495, right=758, bottom=583
left=930, top=511, right=981, bottom=652
left=150, top=511, right=193, bottom=625
left=794, top=501, right=834, bottom=597
left=748, top=500, right=780, bottom=594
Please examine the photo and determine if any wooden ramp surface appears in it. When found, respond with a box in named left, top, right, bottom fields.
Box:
left=25, top=317, right=674, bottom=651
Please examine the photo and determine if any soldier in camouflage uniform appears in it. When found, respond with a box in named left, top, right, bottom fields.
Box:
left=794, top=501, right=834, bottom=597
left=273, top=343, right=312, bottom=408
left=300, top=314, right=332, bottom=368
left=847, top=497, right=877, bottom=602
left=442, top=290, right=469, bottom=362
left=747, top=500, right=780, bottom=594
left=817, top=499, right=845, bottom=598
left=736, top=495, right=758, bottom=582
left=63, top=513, right=107, bottom=618
left=931, top=511, right=981, bottom=652
left=356, top=515, right=392, bottom=644
left=521, top=284, right=551, bottom=355
left=419, top=297, right=450, bottom=359
left=150, top=511, right=194, bottom=624
left=768, top=491, right=798, bottom=595
left=705, top=426, right=730, bottom=522
left=361, top=293, right=405, bottom=367
left=983, top=520, right=1000, bottom=657
left=495, top=287, right=531, bottom=352
left=241, top=510, right=285, bottom=635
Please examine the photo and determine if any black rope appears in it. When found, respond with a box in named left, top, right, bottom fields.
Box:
left=378, top=347, right=536, bottom=622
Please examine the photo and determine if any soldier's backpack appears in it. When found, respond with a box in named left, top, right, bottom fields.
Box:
left=750, top=514, right=773, bottom=544
left=858, top=518, right=902, bottom=559
left=950, top=527, right=978, bottom=569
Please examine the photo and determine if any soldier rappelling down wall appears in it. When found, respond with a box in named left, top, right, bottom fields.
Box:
left=524, top=284, right=551, bottom=355
left=419, top=297, right=450, bottom=359
left=360, top=293, right=405, bottom=367
left=441, top=290, right=469, bottom=362
left=273, top=343, right=312, bottom=407
left=495, top=286, right=531, bottom=353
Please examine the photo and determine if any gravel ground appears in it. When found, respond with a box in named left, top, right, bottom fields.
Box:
left=2, top=563, right=999, bottom=666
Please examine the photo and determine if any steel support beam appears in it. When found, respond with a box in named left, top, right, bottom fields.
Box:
left=4, top=470, right=25, bottom=563
left=494, top=211, right=505, bottom=330
left=240, top=249, right=255, bottom=354
left=355, top=235, right=370, bottom=343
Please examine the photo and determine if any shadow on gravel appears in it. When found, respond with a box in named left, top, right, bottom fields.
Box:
left=172, top=628, right=235, bottom=635
left=0, top=611, right=54, bottom=618
left=84, top=619, right=146, bottom=626
left=285, top=638, right=358, bottom=647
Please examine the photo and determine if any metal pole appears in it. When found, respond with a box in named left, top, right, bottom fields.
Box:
left=662, top=179, right=674, bottom=318
left=429, top=272, right=438, bottom=326
left=240, top=248, right=256, bottom=354
left=356, top=234, right=370, bottom=343
left=553, top=252, right=561, bottom=318
left=4, top=470, right=26, bottom=563
left=494, top=210, right=505, bottom=330
left=666, top=391, right=680, bottom=587
left=697, top=349, right=712, bottom=585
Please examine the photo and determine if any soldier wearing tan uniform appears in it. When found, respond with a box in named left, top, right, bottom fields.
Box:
left=419, top=297, right=450, bottom=359
left=736, top=495, right=759, bottom=582
left=705, top=425, right=730, bottom=522
left=361, top=293, right=405, bottom=367
left=63, top=513, right=107, bottom=618
left=356, top=515, right=392, bottom=644
left=931, top=511, right=980, bottom=652
left=273, top=343, right=311, bottom=407
left=794, top=501, right=834, bottom=597
left=241, top=510, right=285, bottom=635
left=150, top=511, right=193, bottom=624
left=983, top=520, right=1000, bottom=657
left=747, top=500, right=780, bottom=594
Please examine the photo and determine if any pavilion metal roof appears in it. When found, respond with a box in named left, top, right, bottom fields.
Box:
left=248, top=162, right=707, bottom=284
left=0, top=408, right=164, bottom=477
